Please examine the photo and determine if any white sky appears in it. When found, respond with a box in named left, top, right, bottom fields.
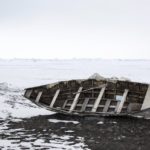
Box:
left=0, top=0, right=150, bottom=59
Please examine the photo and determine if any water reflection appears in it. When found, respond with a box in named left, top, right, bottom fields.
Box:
left=0, top=114, right=150, bottom=150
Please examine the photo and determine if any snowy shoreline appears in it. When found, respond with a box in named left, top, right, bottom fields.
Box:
left=0, top=59, right=150, bottom=88
left=0, top=59, right=150, bottom=149
left=1, top=59, right=150, bottom=119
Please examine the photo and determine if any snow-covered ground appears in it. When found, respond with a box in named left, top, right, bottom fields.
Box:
left=0, top=59, right=150, bottom=88
left=0, top=59, right=150, bottom=149
left=1, top=59, right=150, bottom=119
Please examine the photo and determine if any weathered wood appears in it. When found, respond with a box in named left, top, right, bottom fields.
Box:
left=69, top=87, right=83, bottom=113
left=141, top=85, right=150, bottom=110
left=91, top=87, right=106, bottom=112
left=80, top=98, right=90, bottom=112
left=50, top=89, right=60, bottom=108
left=25, top=89, right=33, bottom=98
left=103, top=99, right=111, bottom=113
left=127, top=103, right=142, bottom=112
left=115, top=101, right=121, bottom=112
left=35, top=91, right=43, bottom=103
left=73, top=84, right=107, bottom=94
left=116, top=89, right=129, bottom=113
left=66, top=103, right=124, bottom=109
left=24, top=78, right=150, bottom=117
left=62, top=100, right=68, bottom=109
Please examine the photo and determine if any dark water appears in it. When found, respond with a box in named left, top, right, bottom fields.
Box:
left=1, top=114, right=150, bottom=150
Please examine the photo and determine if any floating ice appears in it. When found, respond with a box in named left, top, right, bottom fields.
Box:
left=48, top=119, right=79, bottom=124
left=97, top=121, right=104, bottom=125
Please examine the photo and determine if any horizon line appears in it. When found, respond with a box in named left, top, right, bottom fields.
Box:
left=0, top=58, right=150, bottom=61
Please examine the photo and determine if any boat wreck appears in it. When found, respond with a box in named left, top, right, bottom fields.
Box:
left=24, top=76, right=150, bottom=118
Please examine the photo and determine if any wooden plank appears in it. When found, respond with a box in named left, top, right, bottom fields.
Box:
left=103, top=99, right=111, bottom=113
left=116, top=89, right=129, bottom=113
left=115, top=101, right=121, bottom=112
left=66, top=103, right=127, bottom=109
left=80, top=98, right=90, bottom=112
left=91, top=87, right=106, bottom=112
left=25, top=89, right=33, bottom=98
left=73, top=84, right=107, bottom=94
left=141, top=85, right=150, bottom=110
left=69, top=87, right=83, bottom=113
left=35, top=91, right=43, bottom=103
left=50, top=89, right=60, bottom=108
left=62, top=100, right=68, bottom=109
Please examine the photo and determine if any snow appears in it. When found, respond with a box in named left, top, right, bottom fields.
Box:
left=65, top=130, right=74, bottom=133
left=0, top=59, right=150, bottom=89
left=97, top=121, right=104, bottom=125
left=48, top=119, right=79, bottom=124
left=0, top=59, right=150, bottom=119
left=0, top=59, right=150, bottom=149
left=47, top=135, right=89, bottom=150
left=0, top=83, right=53, bottom=119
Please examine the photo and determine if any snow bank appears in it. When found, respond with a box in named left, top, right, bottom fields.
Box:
left=0, top=82, right=53, bottom=119
left=0, top=59, right=150, bottom=119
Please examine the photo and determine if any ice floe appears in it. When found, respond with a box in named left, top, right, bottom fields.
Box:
left=48, top=119, right=79, bottom=124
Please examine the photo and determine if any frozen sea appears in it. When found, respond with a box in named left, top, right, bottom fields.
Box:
left=0, top=59, right=150, bottom=150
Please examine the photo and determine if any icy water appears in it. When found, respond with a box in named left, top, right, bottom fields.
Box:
left=1, top=114, right=150, bottom=150
left=1, top=59, right=150, bottom=149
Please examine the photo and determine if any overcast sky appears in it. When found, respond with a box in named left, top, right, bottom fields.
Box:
left=0, top=0, right=150, bottom=59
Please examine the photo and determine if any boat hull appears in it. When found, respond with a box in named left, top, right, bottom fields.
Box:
left=24, top=79, right=150, bottom=119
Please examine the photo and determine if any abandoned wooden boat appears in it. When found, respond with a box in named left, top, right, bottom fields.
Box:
left=24, top=77, right=150, bottom=118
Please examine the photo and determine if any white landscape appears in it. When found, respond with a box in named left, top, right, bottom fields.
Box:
left=1, top=59, right=150, bottom=118
left=0, top=59, right=150, bottom=149
left=1, top=0, right=150, bottom=149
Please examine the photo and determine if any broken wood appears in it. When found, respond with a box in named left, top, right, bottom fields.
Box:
left=103, top=99, right=111, bottom=113
left=50, top=89, right=60, bottom=108
left=80, top=98, right=90, bottom=112
left=73, top=84, right=107, bottom=95
left=116, top=89, right=129, bottom=113
left=24, top=78, right=149, bottom=117
left=69, top=87, right=83, bottom=113
left=92, top=87, right=106, bottom=112
left=62, top=100, right=68, bottom=109
left=25, top=89, right=33, bottom=98
left=35, top=91, right=43, bottom=103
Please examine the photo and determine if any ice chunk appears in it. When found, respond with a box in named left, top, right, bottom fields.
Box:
left=89, top=73, right=105, bottom=81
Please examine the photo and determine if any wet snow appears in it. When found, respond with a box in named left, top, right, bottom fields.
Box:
left=48, top=119, right=79, bottom=124
left=0, top=59, right=150, bottom=149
